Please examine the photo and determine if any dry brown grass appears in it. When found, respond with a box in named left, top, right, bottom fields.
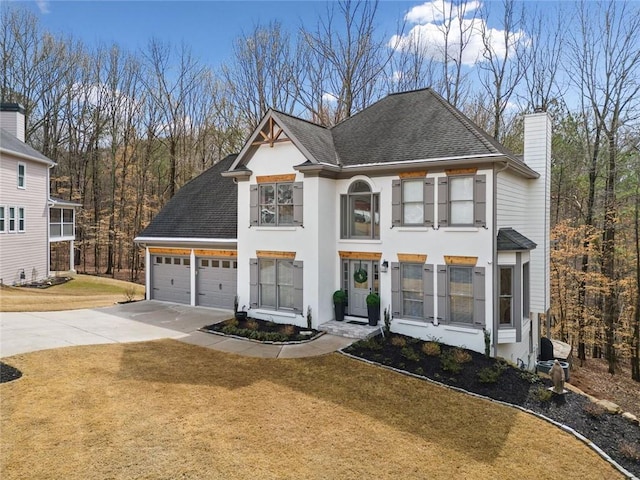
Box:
left=0, top=340, right=623, bottom=480
left=0, top=274, right=144, bottom=312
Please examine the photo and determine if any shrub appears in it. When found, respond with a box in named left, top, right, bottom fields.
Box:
left=415, top=367, right=424, bottom=375
left=366, top=292, right=380, bottom=307
left=477, top=367, right=502, bottom=383
left=333, top=289, right=347, bottom=304
left=421, top=342, right=441, bottom=356
left=533, top=386, right=553, bottom=403
left=246, top=319, right=259, bottom=331
left=452, top=348, right=472, bottom=364
left=440, top=350, right=462, bottom=374
left=518, top=370, right=541, bottom=384
left=391, top=336, right=407, bottom=347
left=360, top=337, right=383, bottom=351
left=280, top=324, right=296, bottom=336
left=227, top=317, right=239, bottom=328
left=582, top=402, right=606, bottom=419
left=400, top=347, right=420, bottom=362
left=619, top=442, right=640, bottom=462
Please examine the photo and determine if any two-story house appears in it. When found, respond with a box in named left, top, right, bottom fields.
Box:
left=0, top=103, right=78, bottom=285
left=136, top=89, right=550, bottom=365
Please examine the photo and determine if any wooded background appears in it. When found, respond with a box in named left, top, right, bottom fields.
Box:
left=1, top=0, right=638, bottom=380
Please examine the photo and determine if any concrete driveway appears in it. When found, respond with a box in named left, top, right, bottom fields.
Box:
left=0, top=301, right=354, bottom=359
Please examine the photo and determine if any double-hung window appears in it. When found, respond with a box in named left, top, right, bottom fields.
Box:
left=250, top=181, right=303, bottom=226
left=0, top=206, right=5, bottom=232
left=402, top=180, right=423, bottom=225
left=17, top=207, right=25, bottom=232
left=437, top=264, right=485, bottom=327
left=8, top=207, right=16, bottom=232
left=449, top=266, right=474, bottom=323
left=391, top=261, right=434, bottom=322
left=341, top=180, right=380, bottom=239
left=391, top=177, right=435, bottom=227
left=250, top=257, right=303, bottom=312
left=401, top=263, right=423, bottom=318
left=437, top=174, right=486, bottom=228
left=17, top=163, right=25, bottom=189
left=499, top=266, right=513, bottom=326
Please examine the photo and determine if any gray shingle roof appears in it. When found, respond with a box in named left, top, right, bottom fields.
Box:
left=273, top=111, right=337, bottom=165
left=497, top=228, right=537, bottom=251
left=138, top=154, right=237, bottom=239
left=1, top=129, right=55, bottom=165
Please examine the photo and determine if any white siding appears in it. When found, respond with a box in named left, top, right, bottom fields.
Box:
left=0, top=152, right=49, bottom=284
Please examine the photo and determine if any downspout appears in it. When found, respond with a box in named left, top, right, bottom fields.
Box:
left=492, top=162, right=509, bottom=358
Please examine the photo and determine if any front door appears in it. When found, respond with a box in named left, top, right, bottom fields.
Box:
left=349, top=260, right=371, bottom=317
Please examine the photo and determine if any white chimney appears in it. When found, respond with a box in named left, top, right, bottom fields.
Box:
left=523, top=112, right=551, bottom=325
left=0, top=103, right=26, bottom=142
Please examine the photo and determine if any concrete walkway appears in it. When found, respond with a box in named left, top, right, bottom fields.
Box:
left=0, top=300, right=354, bottom=359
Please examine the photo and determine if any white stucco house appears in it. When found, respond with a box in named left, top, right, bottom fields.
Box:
left=0, top=103, right=79, bottom=285
left=136, top=88, right=550, bottom=365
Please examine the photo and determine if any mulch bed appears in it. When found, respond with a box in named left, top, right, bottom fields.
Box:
left=0, top=362, right=22, bottom=383
left=344, top=334, right=640, bottom=476
left=202, top=317, right=321, bottom=343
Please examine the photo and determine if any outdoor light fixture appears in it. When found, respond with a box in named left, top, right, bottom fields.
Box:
left=381, top=260, right=389, bottom=273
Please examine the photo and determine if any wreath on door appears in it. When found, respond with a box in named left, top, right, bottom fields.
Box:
left=353, top=261, right=368, bottom=283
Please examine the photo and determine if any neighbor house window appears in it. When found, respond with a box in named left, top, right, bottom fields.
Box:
left=17, top=163, right=25, bottom=189
left=499, top=266, right=513, bottom=326
left=523, top=262, right=530, bottom=318
left=250, top=182, right=303, bottom=226
left=0, top=206, right=5, bottom=232
left=449, top=176, right=474, bottom=225
left=449, top=266, right=474, bottom=324
left=402, top=180, right=423, bottom=225
left=252, top=257, right=302, bottom=312
left=340, top=180, right=379, bottom=239
left=402, top=263, right=423, bottom=318
left=8, top=207, right=16, bottom=232
left=49, top=208, right=74, bottom=237
left=17, top=207, right=25, bottom=232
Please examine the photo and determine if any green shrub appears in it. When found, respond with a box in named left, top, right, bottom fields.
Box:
left=366, top=292, right=380, bottom=307
left=421, top=342, right=441, bottom=356
left=477, top=367, right=502, bottom=383
left=333, top=289, right=347, bottom=304
left=533, top=386, right=553, bottom=403
left=440, top=350, right=462, bottom=374
left=360, top=337, right=383, bottom=351
left=415, top=367, right=424, bottom=375
left=391, top=336, right=407, bottom=347
left=400, top=347, right=420, bottom=362
left=518, top=370, right=541, bottom=384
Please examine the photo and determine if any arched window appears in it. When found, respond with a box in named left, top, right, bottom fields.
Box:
left=340, top=180, right=379, bottom=239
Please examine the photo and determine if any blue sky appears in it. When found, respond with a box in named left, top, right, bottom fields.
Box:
left=21, top=0, right=416, bottom=69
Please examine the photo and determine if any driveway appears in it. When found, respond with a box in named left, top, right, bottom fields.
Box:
left=0, top=301, right=353, bottom=359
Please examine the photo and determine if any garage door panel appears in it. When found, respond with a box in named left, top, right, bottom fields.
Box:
left=197, top=258, right=237, bottom=309
left=152, top=256, right=191, bottom=304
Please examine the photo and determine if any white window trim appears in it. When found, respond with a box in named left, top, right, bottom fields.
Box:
left=17, top=162, right=26, bottom=189
left=0, top=205, right=5, bottom=233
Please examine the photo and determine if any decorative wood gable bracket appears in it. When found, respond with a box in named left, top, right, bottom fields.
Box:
left=252, top=117, right=289, bottom=147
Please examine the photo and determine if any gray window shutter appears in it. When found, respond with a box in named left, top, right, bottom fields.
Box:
left=515, top=255, right=522, bottom=342
left=437, top=265, right=447, bottom=323
left=391, top=262, right=401, bottom=316
left=473, top=266, right=486, bottom=327
left=424, top=178, right=435, bottom=228
left=293, top=182, right=303, bottom=225
left=340, top=195, right=347, bottom=238
left=437, top=177, right=449, bottom=227
left=391, top=179, right=401, bottom=227
left=250, top=258, right=259, bottom=307
left=474, top=175, right=486, bottom=228
left=293, top=260, right=304, bottom=313
left=423, top=264, right=434, bottom=321
left=250, top=185, right=259, bottom=226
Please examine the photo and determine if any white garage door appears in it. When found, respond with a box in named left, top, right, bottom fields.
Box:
left=152, top=255, right=191, bottom=304
left=197, top=258, right=237, bottom=309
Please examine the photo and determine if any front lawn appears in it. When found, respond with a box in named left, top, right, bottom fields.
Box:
left=0, top=340, right=623, bottom=479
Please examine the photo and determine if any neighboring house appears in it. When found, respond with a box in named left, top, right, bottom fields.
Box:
left=0, top=103, right=78, bottom=285
left=136, top=88, right=550, bottom=365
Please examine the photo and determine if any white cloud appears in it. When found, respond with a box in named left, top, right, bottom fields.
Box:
left=322, top=92, right=338, bottom=104
left=391, top=1, right=526, bottom=67
left=36, top=0, right=50, bottom=14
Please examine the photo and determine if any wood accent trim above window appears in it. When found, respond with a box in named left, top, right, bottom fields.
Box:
left=256, top=174, right=296, bottom=184
left=445, top=168, right=478, bottom=175
left=338, top=251, right=382, bottom=260
left=397, top=253, right=427, bottom=263
left=444, top=255, right=478, bottom=266
left=149, top=247, right=191, bottom=256
left=256, top=250, right=296, bottom=259
left=194, top=249, right=237, bottom=258
left=398, top=171, right=427, bottom=179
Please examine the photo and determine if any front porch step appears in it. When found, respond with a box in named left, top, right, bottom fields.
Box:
left=318, top=320, right=381, bottom=340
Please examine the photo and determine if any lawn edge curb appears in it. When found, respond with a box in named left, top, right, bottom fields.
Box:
left=338, top=349, right=638, bottom=480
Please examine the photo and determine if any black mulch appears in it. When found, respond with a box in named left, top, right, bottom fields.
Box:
left=202, top=317, right=321, bottom=343
left=344, top=334, right=640, bottom=476
left=0, top=361, right=22, bottom=383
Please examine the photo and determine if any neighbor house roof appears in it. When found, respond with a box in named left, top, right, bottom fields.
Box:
left=229, top=88, right=535, bottom=176
left=497, top=228, right=537, bottom=251
left=0, top=128, right=56, bottom=166
left=137, top=154, right=238, bottom=240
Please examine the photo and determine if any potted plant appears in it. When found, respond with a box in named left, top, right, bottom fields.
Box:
left=366, top=292, right=380, bottom=326
left=235, top=304, right=248, bottom=321
left=333, top=289, right=347, bottom=322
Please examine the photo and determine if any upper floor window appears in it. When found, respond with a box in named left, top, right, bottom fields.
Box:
left=50, top=208, right=74, bottom=237
left=17, top=163, right=26, bottom=189
left=392, top=178, right=435, bottom=227
left=437, top=174, right=486, bottom=228
left=250, top=182, right=303, bottom=226
left=341, top=180, right=379, bottom=239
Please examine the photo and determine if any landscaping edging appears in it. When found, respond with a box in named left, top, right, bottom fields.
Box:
left=338, top=349, right=638, bottom=480
left=199, top=328, right=325, bottom=345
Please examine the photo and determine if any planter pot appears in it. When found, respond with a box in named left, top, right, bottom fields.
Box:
left=235, top=311, right=248, bottom=321
left=367, top=305, right=380, bottom=326
left=334, top=303, right=345, bottom=322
